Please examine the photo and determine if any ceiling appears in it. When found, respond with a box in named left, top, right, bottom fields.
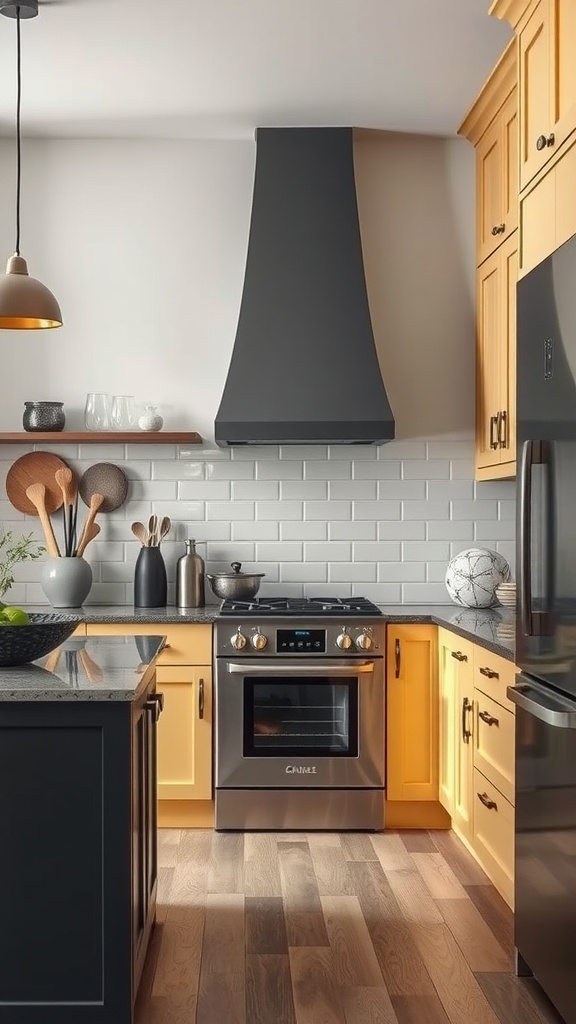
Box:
left=0, top=0, right=511, bottom=139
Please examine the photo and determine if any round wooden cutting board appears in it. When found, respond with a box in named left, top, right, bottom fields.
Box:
left=6, top=451, right=70, bottom=515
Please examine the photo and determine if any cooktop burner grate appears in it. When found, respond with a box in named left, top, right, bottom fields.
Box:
left=218, top=596, right=383, bottom=617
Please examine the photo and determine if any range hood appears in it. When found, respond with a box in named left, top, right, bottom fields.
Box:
left=215, top=127, right=395, bottom=446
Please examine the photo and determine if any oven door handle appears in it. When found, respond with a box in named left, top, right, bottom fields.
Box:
left=226, top=661, right=375, bottom=675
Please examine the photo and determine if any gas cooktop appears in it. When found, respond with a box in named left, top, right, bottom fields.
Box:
left=218, top=596, right=383, bottom=617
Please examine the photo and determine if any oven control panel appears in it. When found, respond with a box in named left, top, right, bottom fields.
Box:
left=277, top=628, right=326, bottom=653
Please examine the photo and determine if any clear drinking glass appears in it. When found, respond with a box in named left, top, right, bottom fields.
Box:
left=111, top=395, right=136, bottom=430
left=84, top=393, right=112, bottom=431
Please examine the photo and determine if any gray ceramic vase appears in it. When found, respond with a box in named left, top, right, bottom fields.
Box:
left=41, top=557, right=93, bottom=608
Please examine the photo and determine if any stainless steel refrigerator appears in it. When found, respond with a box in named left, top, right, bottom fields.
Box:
left=510, top=229, right=576, bottom=1023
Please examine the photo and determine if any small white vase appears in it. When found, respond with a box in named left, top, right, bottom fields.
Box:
left=41, top=557, right=93, bottom=608
left=138, top=405, right=163, bottom=431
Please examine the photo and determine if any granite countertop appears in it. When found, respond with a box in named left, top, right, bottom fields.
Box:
left=0, top=635, right=165, bottom=702
left=377, top=604, right=515, bottom=661
left=27, top=604, right=221, bottom=625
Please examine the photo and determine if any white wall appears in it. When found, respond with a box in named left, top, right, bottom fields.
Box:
left=0, top=133, right=515, bottom=606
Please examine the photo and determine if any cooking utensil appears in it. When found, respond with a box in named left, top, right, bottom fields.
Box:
left=76, top=493, right=104, bottom=556
left=76, top=521, right=101, bottom=558
left=55, top=466, right=78, bottom=557
left=131, top=521, right=148, bottom=545
left=25, top=483, right=61, bottom=557
left=147, top=514, right=159, bottom=546
left=6, top=451, right=69, bottom=515
left=206, top=561, right=265, bottom=601
left=78, top=462, right=128, bottom=513
left=158, top=515, right=171, bottom=543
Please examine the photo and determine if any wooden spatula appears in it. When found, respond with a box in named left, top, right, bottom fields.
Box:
left=55, top=466, right=77, bottom=557
left=76, top=493, right=104, bottom=556
left=25, top=483, right=60, bottom=557
left=76, top=521, right=101, bottom=558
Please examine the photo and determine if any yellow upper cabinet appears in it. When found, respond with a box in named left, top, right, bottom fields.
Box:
left=459, top=41, right=517, bottom=266
left=492, top=0, right=576, bottom=190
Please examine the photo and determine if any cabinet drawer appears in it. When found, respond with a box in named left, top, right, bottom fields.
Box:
left=473, top=648, right=517, bottom=711
left=86, top=623, right=212, bottom=665
left=474, top=689, right=515, bottom=805
left=473, top=768, right=514, bottom=909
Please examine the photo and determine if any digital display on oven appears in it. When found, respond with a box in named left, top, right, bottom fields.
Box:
left=276, top=628, right=326, bottom=653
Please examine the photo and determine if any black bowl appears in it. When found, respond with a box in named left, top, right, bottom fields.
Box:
left=0, top=612, right=83, bottom=668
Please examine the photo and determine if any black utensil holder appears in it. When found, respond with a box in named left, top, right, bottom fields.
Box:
left=134, top=546, right=167, bottom=608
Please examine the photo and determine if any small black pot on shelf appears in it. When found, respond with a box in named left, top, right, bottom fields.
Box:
left=134, top=546, right=167, bottom=608
left=22, top=401, right=65, bottom=432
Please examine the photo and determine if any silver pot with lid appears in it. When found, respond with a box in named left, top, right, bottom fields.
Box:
left=206, top=561, right=265, bottom=601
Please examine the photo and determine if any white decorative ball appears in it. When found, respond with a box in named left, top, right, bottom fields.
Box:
left=445, top=548, right=511, bottom=608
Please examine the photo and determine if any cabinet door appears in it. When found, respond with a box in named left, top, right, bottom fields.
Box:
left=519, top=0, right=552, bottom=188
left=475, top=232, right=518, bottom=480
left=476, top=89, right=518, bottom=265
left=156, top=666, right=212, bottom=800
left=387, top=625, right=438, bottom=802
left=452, top=655, right=475, bottom=842
left=550, top=0, right=576, bottom=162
left=438, top=631, right=475, bottom=816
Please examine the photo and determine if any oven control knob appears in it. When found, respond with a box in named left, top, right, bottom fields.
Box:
left=356, top=628, right=374, bottom=651
left=336, top=627, right=353, bottom=650
left=251, top=628, right=268, bottom=651
left=230, top=628, right=247, bottom=650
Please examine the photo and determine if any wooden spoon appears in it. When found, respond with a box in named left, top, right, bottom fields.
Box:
left=147, top=513, right=159, bottom=546
left=76, top=521, right=101, bottom=558
left=158, top=515, right=171, bottom=543
left=25, top=483, right=60, bottom=557
left=131, top=521, right=148, bottom=545
left=55, top=467, right=76, bottom=556
left=76, top=493, right=104, bottom=556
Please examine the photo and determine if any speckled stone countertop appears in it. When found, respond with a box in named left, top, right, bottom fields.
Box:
left=377, top=605, right=515, bottom=661
left=27, top=604, right=221, bottom=625
left=0, top=636, right=165, bottom=701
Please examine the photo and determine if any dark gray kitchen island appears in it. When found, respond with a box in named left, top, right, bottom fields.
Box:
left=0, top=635, right=165, bottom=1024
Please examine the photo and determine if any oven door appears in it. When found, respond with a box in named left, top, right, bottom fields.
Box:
left=215, top=658, right=384, bottom=788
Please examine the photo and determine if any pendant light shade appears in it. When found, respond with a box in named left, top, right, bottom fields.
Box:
left=0, top=0, right=63, bottom=329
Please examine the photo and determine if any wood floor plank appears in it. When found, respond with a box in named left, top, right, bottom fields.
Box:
left=370, top=834, right=416, bottom=872
left=285, top=910, right=330, bottom=947
left=431, top=829, right=490, bottom=886
left=278, top=840, right=322, bottom=913
left=437, top=898, right=512, bottom=972
left=199, top=893, right=245, bottom=975
left=411, top=852, right=468, bottom=900
left=399, top=831, right=438, bottom=853
left=245, top=896, right=289, bottom=954
left=277, top=833, right=310, bottom=842
left=157, top=828, right=182, bottom=867
left=289, top=946, right=346, bottom=1024
left=320, top=895, right=385, bottom=987
left=349, top=861, right=435, bottom=997
left=308, top=833, right=343, bottom=847
left=340, top=986, right=399, bottom=1023
left=196, top=970, right=245, bottom=1024
left=246, top=953, right=296, bottom=1024
left=207, top=832, right=245, bottom=894
left=464, top=883, right=514, bottom=953
left=340, top=833, right=380, bottom=861
left=387, top=869, right=501, bottom=1024
left=309, top=843, right=355, bottom=895
left=390, top=993, right=451, bottom=1024
left=152, top=906, right=205, bottom=1000
left=177, top=828, right=212, bottom=865
left=244, top=832, right=282, bottom=897
left=136, top=993, right=197, bottom=1024
left=475, top=972, right=565, bottom=1024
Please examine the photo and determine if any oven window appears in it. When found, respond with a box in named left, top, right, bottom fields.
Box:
left=243, top=676, right=359, bottom=757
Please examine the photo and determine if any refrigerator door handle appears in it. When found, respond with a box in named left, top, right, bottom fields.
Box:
left=518, top=440, right=553, bottom=637
left=507, top=679, right=576, bottom=728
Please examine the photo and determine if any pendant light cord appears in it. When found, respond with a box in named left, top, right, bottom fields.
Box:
left=15, top=7, right=22, bottom=256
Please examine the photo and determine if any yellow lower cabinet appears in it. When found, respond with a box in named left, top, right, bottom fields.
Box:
left=473, top=768, right=514, bottom=909
left=387, top=624, right=439, bottom=802
left=438, top=630, right=475, bottom=836
left=474, top=687, right=515, bottom=805
left=156, top=666, right=212, bottom=801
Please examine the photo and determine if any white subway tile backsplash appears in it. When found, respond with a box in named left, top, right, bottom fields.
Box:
left=281, top=522, right=327, bottom=541
left=0, top=436, right=517, bottom=606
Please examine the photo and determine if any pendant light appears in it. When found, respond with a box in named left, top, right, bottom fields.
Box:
left=0, top=0, right=62, bottom=329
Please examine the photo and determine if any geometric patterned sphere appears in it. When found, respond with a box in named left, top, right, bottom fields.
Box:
left=445, top=547, right=511, bottom=608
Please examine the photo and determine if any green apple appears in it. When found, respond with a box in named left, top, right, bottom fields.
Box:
left=0, top=606, right=30, bottom=625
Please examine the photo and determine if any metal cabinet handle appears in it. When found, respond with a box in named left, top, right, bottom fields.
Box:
left=479, top=666, right=499, bottom=679
left=198, top=678, right=205, bottom=720
left=159, top=641, right=170, bottom=651
left=478, top=709, right=499, bottom=727
left=451, top=650, right=468, bottom=662
left=462, top=697, right=473, bottom=743
left=498, top=409, right=507, bottom=449
left=477, top=791, right=498, bottom=811
left=395, top=638, right=401, bottom=678
left=145, top=692, right=164, bottom=723
left=491, top=223, right=506, bottom=235
left=489, top=414, right=499, bottom=450
left=536, top=132, right=555, bottom=151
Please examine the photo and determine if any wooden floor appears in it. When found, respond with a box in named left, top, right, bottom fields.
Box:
left=135, top=828, right=564, bottom=1024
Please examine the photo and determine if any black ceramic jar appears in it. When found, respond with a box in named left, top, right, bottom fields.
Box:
left=22, top=401, right=66, bottom=432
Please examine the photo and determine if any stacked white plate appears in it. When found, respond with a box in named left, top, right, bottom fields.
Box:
left=495, top=582, right=516, bottom=608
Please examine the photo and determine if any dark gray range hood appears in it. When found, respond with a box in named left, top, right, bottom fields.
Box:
left=215, top=127, right=395, bottom=446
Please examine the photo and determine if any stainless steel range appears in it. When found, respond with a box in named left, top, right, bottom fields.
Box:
left=214, top=597, right=385, bottom=831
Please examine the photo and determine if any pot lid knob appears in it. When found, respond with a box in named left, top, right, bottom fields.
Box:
left=231, top=561, right=242, bottom=574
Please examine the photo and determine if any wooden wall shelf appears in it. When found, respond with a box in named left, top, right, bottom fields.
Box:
left=0, top=432, right=203, bottom=445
